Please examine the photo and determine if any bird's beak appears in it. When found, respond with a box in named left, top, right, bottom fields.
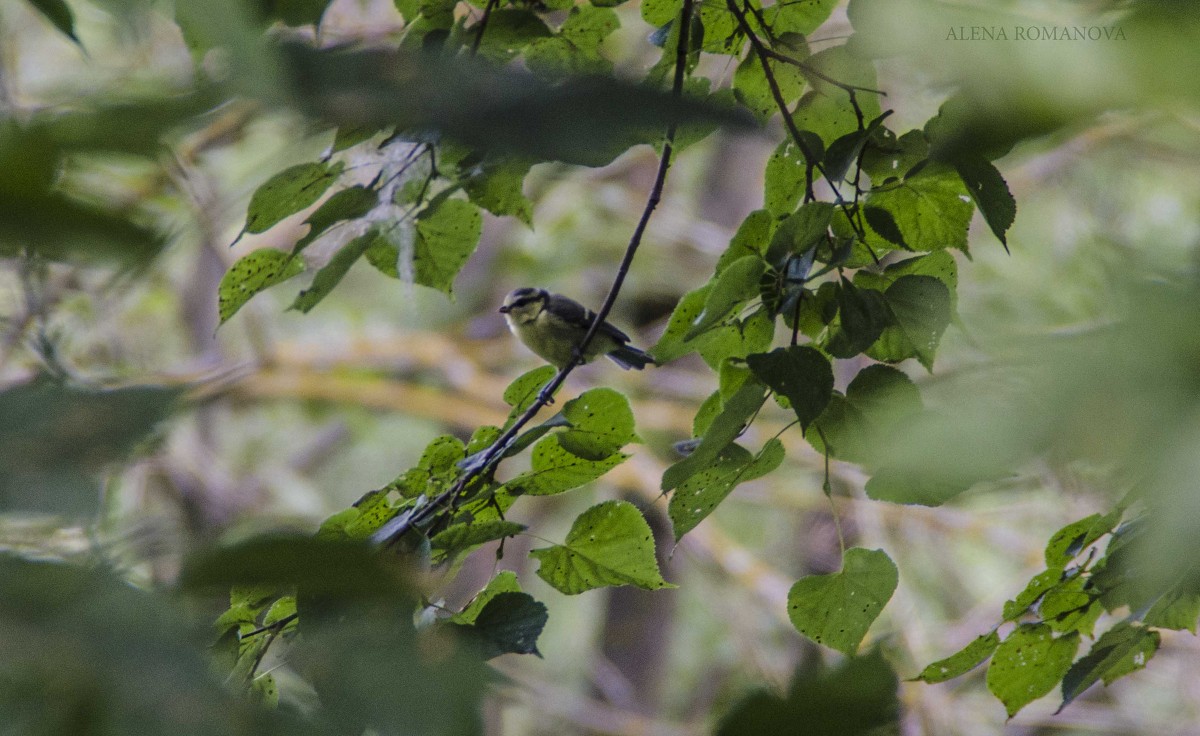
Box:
left=498, top=305, right=510, bottom=314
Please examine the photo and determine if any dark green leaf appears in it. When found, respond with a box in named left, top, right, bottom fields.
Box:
left=669, top=439, right=784, bottom=540
left=1059, top=624, right=1158, bottom=711
left=26, top=0, right=79, bottom=42
left=530, top=500, right=674, bottom=594
left=453, top=592, right=548, bottom=659
left=787, top=547, right=898, bottom=655
left=766, top=201, right=834, bottom=264
left=825, top=280, right=891, bottom=358
left=863, top=205, right=906, bottom=248
left=877, top=274, right=952, bottom=370
left=987, top=624, right=1079, bottom=717
left=955, top=154, right=1016, bottom=249
left=473, top=9, right=552, bottom=63
left=916, top=632, right=1000, bottom=684
left=716, top=650, right=899, bottom=736
left=245, top=161, right=344, bottom=234
left=746, top=346, right=833, bottom=430
left=661, top=379, right=767, bottom=491
left=452, top=571, right=523, bottom=624
left=462, top=158, right=533, bottom=224
left=218, top=248, right=305, bottom=323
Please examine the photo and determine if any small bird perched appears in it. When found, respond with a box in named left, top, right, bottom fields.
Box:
left=499, top=287, right=655, bottom=370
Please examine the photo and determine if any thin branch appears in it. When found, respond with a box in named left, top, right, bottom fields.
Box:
left=470, top=0, right=501, bottom=56
left=756, top=46, right=887, bottom=98
left=371, top=0, right=698, bottom=548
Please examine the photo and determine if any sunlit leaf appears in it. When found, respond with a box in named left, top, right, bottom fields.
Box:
left=986, top=624, right=1078, bottom=717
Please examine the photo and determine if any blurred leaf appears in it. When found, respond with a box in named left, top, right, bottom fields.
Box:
left=0, top=556, right=305, bottom=736
left=560, top=5, right=619, bottom=51
left=787, top=547, right=898, bottom=655
left=530, top=500, right=674, bottom=594
left=245, top=161, right=344, bottom=234
left=661, top=379, right=766, bottom=491
left=278, top=44, right=750, bottom=167
left=0, top=378, right=179, bottom=515
left=452, top=591, right=548, bottom=659
left=25, top=0, right=79, bottom=42
left=1060, top=624, right=1159, bottom=711
left=473, top=9, right=551, bottom=63
left=669, top=439, right=784, bottom=540
left=916, top=632, right=1000, bottom=684
left=181, top=535, right=410, bottom=597
left=217, top=248, right=305, bottom=323
left=746, top=346, right=833, bottom=430
left=986, top=624, right=1078, bottom=717
left=1144, top=589, right=1200, bottom=633
left=557, top=387, right=636, bottom=460
left=290, top=232, right=375, bottom=313
left=811, top=364, right=923, bottom=466
left=717, top=649, right=899, bottom=736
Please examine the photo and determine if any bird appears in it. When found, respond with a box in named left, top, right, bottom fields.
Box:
left=498, top=287, right=655, bottom=370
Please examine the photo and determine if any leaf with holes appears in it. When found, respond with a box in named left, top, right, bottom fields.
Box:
left=558, top=387, right=636, bottom=460
left=531, top=501, right=673, bottom=595
left=915, top=632, right=1000, bottom=684
left=218, top=249, right=305, bottom=323
left=787, top=547, right=898, bottom=656
left=986, top=624, right=1079, bottom=717
left=669, top=439, right=784, bottom=540
left=245, top=161, right=344, bottom=234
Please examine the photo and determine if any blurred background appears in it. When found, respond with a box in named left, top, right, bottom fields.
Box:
left=2, top=0, right=1200, bottom=733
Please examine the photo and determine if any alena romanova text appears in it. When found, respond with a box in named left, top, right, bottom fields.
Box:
left=946, top=25, right=1127, bottom=41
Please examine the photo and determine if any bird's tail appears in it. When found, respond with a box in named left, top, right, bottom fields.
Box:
left=607, top=345, right=656, bottom=370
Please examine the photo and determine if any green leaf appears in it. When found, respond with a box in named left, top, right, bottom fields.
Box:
left=686, top=255, right=765, bottom=340
left=955, top=154, right=1016, bottom=249
left=873, top=275, right=952, bottom=370
left=1041, top=576, right=1102, bottom=636
left=462, top=158, right=533, bottom=224
left=764, top=139, right=812, bottom=217
left=560, top=5, right=619, bottom=51
left=641, top=0, right=681, bottom=27
left=1060, top=624, right=1158, bottom=711
left=717, top=209, right=775, bottom=273
left=27, top=0, right=79, bottom=43
left=811, top=364, right=921, bottom=466
left=733, top=53, right=805, bottom=122
left=473, top=9, right=552, bottom=63
left=503, top=366, right=558, bottom=419
left=864, top=168, right=973, bottom=252
left=245, top=161, right=344, bottom=234
left=453, top=592, right=548, bottom=659
left=662, top=380, right=767, bottom=491
left=763, top=0, right=837, bottom=35
left=503, top=437, right=627, bottom=496
left=530, top=500, right=674, bottom=594
left=787, top=547, right=898, bottom=655
left=1003, top=568, right=1065, bottom=621
left=697, top=309, right=775, bottom=370
left=669, top=439, right=784, bottom=540
left=766, top=201, right=835, bottom=264
left=986, top=624, right=1079, bottom=717
left=746, top=346, right=833, bottom=430
left=431, top=520, right=526, bottom=554
left=1145, top=589, right=1200, bottom=632
left=825, top=280, right=891, bottom=358
left=861, top=128, right=928, bottom=183
left=452, top=571, right=522, bottom=624
left=558, top=388, right=636, bottom=460
left=289, top=232, right=375, bottom=313
left=916, top=632, right=1000, bottom=684
left=0, top=379, right=180, bottom=516
left=525, top=37, right=610, bottom=82
left=292, top=185, right=377, bottom=254
left=1044, top=511, right=1121, bottom=568
left=410, top=198, right=483, bottom=296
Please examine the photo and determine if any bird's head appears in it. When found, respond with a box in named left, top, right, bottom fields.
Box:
left=499, top=287, right=549, bottom=324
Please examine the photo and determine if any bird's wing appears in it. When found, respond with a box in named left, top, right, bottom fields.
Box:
left=549, top=294, right=631, bottom=344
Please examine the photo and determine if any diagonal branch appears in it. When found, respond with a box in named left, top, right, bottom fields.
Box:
left=371, top=0, right=697, bottom=548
